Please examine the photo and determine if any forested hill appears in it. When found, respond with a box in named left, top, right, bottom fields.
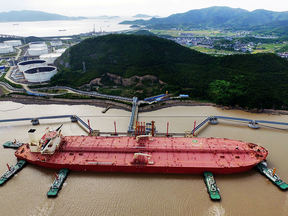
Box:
left=53, top=34, right=288, bottom=110
left=120, top=6, right=288, bottom=29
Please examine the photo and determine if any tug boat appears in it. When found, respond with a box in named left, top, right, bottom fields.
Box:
left=47, top=168, right=69, bottom=197
left=3, top=140, right=23, bottom=149
left=15, top=126, right=268, bottom=174
left=256, top=162, right=288, bottom=190
left=204, top=171, right=221, bottom=200
left=0, top=160, right=26, bottom=186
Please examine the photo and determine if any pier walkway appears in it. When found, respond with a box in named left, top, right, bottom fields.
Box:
left=191, top=115, right=288, bottom=135
left=127, top=97, right=138, bottom=134
left=0, top=115, right=93, bottom=132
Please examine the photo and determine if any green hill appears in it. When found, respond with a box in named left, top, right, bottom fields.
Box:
left=248, top=20, right=288, bottom=36
left=120, top=6, right=288, bottom=29
left=53, top=34, right=288, bottom=110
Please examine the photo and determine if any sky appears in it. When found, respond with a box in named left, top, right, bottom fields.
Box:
left=1, top=0, right=288, bottom=17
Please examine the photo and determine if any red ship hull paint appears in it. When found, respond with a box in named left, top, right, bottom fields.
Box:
left=15, top=135, right=268, bottom=174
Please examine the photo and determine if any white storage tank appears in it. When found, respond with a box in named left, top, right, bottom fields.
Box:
left=29, top=41, right=47, bottom=49
left=40, top=53, right=62, bottom=64
left=28, top=47, right=48, bottom=56
left=18, top=60, right=47, bottom=72
left=55, top=48, right=66, bottom=53
left=51, top=40, right=62, bottom=47
left=4, top=40, right=22, bottom=47
left=0, top=45, right=14, bottom=54
left=23, top=66, right=57, bottom=83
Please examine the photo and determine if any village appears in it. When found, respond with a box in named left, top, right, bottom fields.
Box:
left=163, top=30, right=288, bottom=57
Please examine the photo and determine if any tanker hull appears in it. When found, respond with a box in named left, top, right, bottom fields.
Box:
left=15, top=134, right=268, bottom=174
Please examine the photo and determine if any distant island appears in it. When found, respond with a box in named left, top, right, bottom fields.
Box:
left=132, top=14, right=156, bottom=18
left=0, top=10, right=87, bottom=22
left=96, top=15, right=120, bottom=19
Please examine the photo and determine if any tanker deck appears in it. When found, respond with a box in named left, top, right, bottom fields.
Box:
left=15, top=130, right=268, bottom=174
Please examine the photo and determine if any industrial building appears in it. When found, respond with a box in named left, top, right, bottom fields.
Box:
left=23, top=66, right=57, bottom=83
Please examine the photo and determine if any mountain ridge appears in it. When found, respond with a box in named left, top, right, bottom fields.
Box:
left=120, top=6, right=288, bottom=28
left=0, top=10, right=87, bottom=22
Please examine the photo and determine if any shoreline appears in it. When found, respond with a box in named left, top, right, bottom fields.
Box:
left=1, top=94, right=288, bottom=115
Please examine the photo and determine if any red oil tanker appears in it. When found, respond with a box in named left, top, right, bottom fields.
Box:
left=14, top=125, right=268, bottom=174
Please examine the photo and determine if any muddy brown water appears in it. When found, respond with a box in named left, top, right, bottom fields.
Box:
left=0, top=102, right=288, bottom=216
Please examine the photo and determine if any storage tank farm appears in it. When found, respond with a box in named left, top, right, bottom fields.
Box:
left=28, top=42, right=48, bottom=56
left=23, top=66, right=57, bottom=83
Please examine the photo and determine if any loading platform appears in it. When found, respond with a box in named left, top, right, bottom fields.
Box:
left=127, top=97, right=139, bottom=134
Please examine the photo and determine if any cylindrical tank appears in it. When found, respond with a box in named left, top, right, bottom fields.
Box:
left=0, top=45, right=14, bottom=54
left=51, top=40, right=62, bottom=47
left=23, top=66, right=57, bottom=83
left=39, top=53, right=62, bottom=64
left=18, top=60, right=47, bottom=72
left=28, top=47, right=48, bottom=56
left=29, top=41, right=47, bottom=49
left=4, top=40, right=22, bottom=47
left=55, top=48, right=66, bottom=53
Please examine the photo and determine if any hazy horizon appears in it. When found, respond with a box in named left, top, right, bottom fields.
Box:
left=1, top=0, right=288, bottom=18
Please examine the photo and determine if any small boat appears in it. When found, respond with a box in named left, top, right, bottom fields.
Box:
left=47, top=168, right=69, bottom=197
left=0, top=160, right=26, bottom=186
left=3, top=140, right=23, bottom=149
left=204, top=171, right=221, bottom=201
left=59, top=29, right=66, bottom=31
left=256, top=162, right=288, bottom=190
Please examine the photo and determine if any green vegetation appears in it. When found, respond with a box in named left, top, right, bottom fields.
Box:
left=53, top=34, right=288, bottom=110
left=37, top=89, right=67, bottom=94
left=0, top=74, right=23, bottom=89
left=121, top=7, right=288, bottom=30
left=151, top=29, right=236, bottom=37
left=53, top=93, right=132, bottom=106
